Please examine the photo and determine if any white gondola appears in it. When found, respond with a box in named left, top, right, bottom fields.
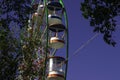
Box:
left=48, top=14, right=65, bottom=32
left=47, top=56, right=65, bottom=80
left=32, top=4, right=44, bottom=25
left=37, top=4, right=44, bottom=14
left=48, top=14, right=62, bottom=25
left=32, top=12, right=43, bottom=25
left=47, top=0, right=62, bottom=11
left=50, top=37, right=65, bottom=49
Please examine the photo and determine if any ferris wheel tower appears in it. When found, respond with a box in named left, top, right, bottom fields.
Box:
left=20, top=0, right=69, bottom=80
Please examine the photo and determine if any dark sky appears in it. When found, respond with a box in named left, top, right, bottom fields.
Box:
left=63, top=0, right=120, bottom=80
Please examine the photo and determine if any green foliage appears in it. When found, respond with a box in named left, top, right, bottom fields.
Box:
left=0, top=23, right=19, bottom=79
left=1, top=0, right=46, bottom=79
left=0, top=0, right=32, bottom=28
left=80, top=0, right=120, bottom=46
left=0, top=0, right=32, bottom=79
left=19, top=17, right=46, bottom=79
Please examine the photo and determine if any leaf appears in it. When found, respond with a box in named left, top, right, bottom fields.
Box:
left=93, top=27, right=100, bottom=32
left=82, top=13, right=89, bottom=19
left=90, top=20, right=95, bottom=26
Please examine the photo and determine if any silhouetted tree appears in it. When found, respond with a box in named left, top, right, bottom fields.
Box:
left=0, top=0, right=31, bottom=79
left=0, top=21, right=18, bottom=79
left=0, top=0, right=44, bottom=79
left=81, top=0, right=120, bottom=46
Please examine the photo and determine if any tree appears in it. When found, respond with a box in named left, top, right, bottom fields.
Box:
left=0, top=0, right=31, bottom=79
left=0, top=0, right=31, bottom=28
left=1, top=0, right=46, bottom=79
left=80, top=0, right=120, bottom=46
left=0, top=18, right=19, bottom=80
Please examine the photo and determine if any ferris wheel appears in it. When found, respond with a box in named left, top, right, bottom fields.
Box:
left=20, top=0, right=69, bottom=80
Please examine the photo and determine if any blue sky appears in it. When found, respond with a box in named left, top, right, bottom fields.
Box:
left=63, top=0, right=120, bottom=80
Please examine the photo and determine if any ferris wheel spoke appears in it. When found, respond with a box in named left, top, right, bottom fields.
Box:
left=51, top=49, right=57, bottom=56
